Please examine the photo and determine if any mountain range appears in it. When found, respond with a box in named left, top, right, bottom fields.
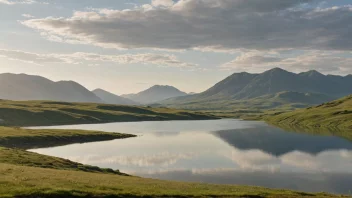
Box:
left=2, top=68, right=352, bottom=110
left=0, top=73, right=187, bottom=106
left=159, top=68, right=352, bottom=110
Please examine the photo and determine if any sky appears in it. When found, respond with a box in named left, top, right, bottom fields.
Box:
left=0, top=0, right=351, bottom=95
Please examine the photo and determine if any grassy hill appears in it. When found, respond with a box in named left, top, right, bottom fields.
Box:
left=265, top=95, right=352, bottom=131
left=0, top=100, right=216, bottom=126
left=159, top=68, right=352, bottom=111
left=157, top=91, right=334, bottom=113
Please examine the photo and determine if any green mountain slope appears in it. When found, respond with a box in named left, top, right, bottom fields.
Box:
left=159, top=68, right=352, bottom=110
left=266, top=95, right=352, bottom=130
left=159, top=91, right=335, bottom=111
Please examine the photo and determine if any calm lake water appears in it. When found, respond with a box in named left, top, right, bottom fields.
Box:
left=29, top=119, right=352, bottom=194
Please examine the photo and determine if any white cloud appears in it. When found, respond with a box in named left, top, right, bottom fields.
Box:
left=21, top=0, right=352, bottom=51
left=22, top=14, right=35, bottom=18
left=0, top=49, right=66, bottom=65
left=152, top=0, right=174, bottom=7
left=221, top=50, right=352, bottom=74
left=0, top=49, right=197, bottom=68
left=0, top=0, right=36, bottom=5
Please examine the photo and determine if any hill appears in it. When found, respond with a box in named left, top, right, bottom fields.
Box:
left=92, top=88, right=139, bottom=105
left=265, top=95, right=352, bottom=130
left=0, top=73, right=102, bottom=103
left=159, top=68, right=352, bottom=110
left=0, top=100, right=215, bottom=126
left=122, top=85, right=187, bottom=104
left=159, top=91, right=335, bottom=111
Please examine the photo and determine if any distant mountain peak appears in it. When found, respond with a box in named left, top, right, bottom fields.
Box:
left=122, top=85, right=187, bottom=104
left=92, top=88, right=106, bottom=92
left=266, top=67, right=288, bottom=73
left=150, top=85, right=176, bottom=89
left=299, top=70, right=325, bottom=77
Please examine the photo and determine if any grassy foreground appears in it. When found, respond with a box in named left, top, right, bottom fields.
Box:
left=0, top=163, right=342, bottom=198
left=0, top=100, right=216, bottom=126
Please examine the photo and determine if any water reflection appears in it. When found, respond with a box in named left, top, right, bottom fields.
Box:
left=29, top=120, right=352, bottom=194
left=214, top=127, right=352, bottom=155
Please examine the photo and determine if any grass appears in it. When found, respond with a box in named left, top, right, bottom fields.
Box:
left=157, top=91, right=333, bottom=112
left=264, top=95, right=352, bottom=141
left=0, top=147, right=127, bottom=175
left=0, top=163, right=344, bottom=198
left=0, top=126, right=135, bottom=175
left=265, top=95, right=352, bottom=130
left=0, top=100, right=216, bottom=127
left=0, top=126, right=135, bottom=149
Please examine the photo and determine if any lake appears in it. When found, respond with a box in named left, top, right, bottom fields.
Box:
left=29, top=119, right=352, bottom=194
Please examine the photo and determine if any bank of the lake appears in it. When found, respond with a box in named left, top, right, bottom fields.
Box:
left=0, top=100, right=217, bottom=127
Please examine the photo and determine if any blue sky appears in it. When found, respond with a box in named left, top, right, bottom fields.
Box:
left=0, top=0, right=351, bottom=94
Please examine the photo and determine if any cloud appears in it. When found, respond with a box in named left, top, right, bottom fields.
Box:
left=21, top=0, right=352, bottom=51
left=152, top=0, right=174, bottom=7
left=22, top=14, right=35, bottom=18
left=0, top=49, right=197, bottom=68
left=0, top=49, right=67, bottom=64
left=0, top=0, right=36, bottom=4
left=221, top=50, right=352, bottom=74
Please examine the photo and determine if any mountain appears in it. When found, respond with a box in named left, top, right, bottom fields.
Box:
left=122, top=85, right=187, bottom=104
left=266, top=94, right=352, bottom=131
left=0, top=73, right=102, bottom=103
left=159, top=68, right=352, bottom=110
left=92, top=89, right=138, bottom=105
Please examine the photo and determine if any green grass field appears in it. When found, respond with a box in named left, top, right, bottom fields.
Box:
left=0, top=163, right=343, bottom=198
left=0, top=100, right=216, bottom=126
